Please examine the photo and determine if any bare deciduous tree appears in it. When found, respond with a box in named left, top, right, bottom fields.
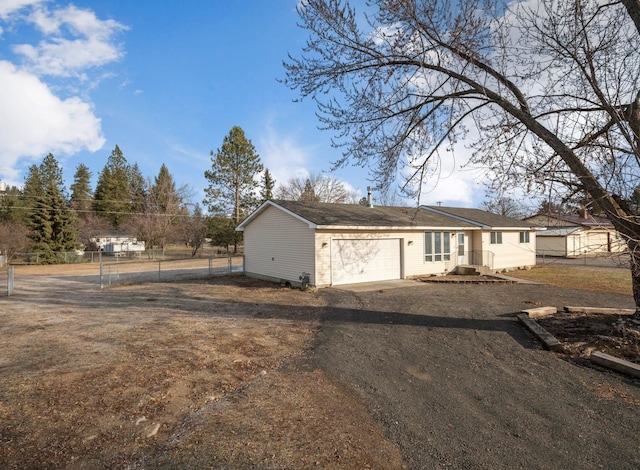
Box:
left=77, top=212, right=111, bottom=251
left=181, top=203, right=207, bottom=257
left=125, top=169, right=190, bottom=254
left=0, top=221, right=29, bottom=262
left=275, top=172, right=358, bottom=203
left=284, top=0, right=640, bottom=313
left=481, top=196, right=527, bottom=219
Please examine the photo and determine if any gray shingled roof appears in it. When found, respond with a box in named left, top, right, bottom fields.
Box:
left=549, top=213, right=613, bottom=228
left=269, top=200, right=478, bottom=228
left=423, top=206, right=532, bottom=228
left=537, top=227, right=582, bottom=237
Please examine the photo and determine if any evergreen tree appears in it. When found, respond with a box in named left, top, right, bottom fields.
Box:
left=0, top=185, right=28, bottom=224
left=300, top=179, right=320, bottom=202
left=152, top=163, right=178, bottom=211
left=207, top=214, right=239, bottom=252
left=28, top=154, right=78, bottom=262
left=128, top=163, right=147, bottom=215
left=93, top=145, right=134, bottom=229
left=204, top=126, right=263, bottom=223
left=69, top=163, right=93, bottom=214
left=260, top=168, right=275, bottom=201
left=21, top=164, right=44, bottom=217
left=127, top=164, right=185, bottom=251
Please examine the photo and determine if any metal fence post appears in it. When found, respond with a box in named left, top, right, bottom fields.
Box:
left=208, top=257, right=212, bottom=276
left=7, top=266, right=14, bottom=296
left=100, top=262, right=104, bottom=289
left=158, top=261, right=162, bottom=281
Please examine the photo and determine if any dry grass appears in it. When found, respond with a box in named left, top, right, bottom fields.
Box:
left=0, top=273, right=403, bottom=469
left=507, top=265, right=632, bottom=296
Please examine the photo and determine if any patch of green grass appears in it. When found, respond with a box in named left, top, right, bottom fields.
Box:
left=508, top=265, right=632, bottom=296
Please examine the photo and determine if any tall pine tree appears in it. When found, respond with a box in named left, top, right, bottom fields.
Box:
left=260, top=168, right=275, bottom=201
left=0, top=185, right=28, bottom=224
left=152, top=163, right=178, bottom=212
left=21, top=164, right=43, bottom=218
left=69, top=163, right=92, bottom=214
left=93, top=145, right=135, bottom=229
left=128, top=163, right=147, bottom=215
left=204, top=126, right=263, bottom=223
left=28, top=154, right=78, bottom=262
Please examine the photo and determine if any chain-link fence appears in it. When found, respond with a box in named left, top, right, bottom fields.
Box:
left=99, top=256, right=244, bottom=288
left=9, top=246, right=237, bottom=266
left=10, top=251, right=96, bottom=265
left=536, top=251, right=630, bottom=268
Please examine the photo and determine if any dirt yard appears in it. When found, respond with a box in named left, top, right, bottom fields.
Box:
left=1, top=263, right=639, bottom=469
left=0, top=265, right=402, bottom=469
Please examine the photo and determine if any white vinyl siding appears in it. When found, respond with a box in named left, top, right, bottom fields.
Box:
left=484, top=230, right=536, bottom=270
left=243, top=205, right=315, bottom=284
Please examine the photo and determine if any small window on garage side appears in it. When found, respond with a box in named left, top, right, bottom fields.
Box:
left=519, top=231, right=530, bottom=243
left=490, top=231, right=502, bottom=244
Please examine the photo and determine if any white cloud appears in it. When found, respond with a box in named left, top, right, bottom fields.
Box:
left=400, top=121, right=484, bottom=207
left=0, top=0, right=42, bottom=19
left=0, top=60, right=105, bottom=183
left=419, top=169, right=477, bottom=206
left=259, top=124, right=313, bottom=186
left=13, top=4, right=127, bottom=77
left=0, top=1, right=126, bottom=184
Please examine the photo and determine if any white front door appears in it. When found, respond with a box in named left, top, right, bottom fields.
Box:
left=457, top=233, right=466, bottom=265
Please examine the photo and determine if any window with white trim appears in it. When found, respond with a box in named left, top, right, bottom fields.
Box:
left=519, top=231, right=530, bottom=243
left=425, top=231, right=451, bottom=262
left=490, top=231, right=502, bottom=244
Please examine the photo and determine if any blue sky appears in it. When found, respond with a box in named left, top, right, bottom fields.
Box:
left=0, top=0, right=487, bottom=208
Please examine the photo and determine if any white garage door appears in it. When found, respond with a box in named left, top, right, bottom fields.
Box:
left=331, top=239, right=401, bottom=285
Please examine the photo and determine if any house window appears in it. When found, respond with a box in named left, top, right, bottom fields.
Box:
left=425, top=231, right=450, bottom=262
left=490, top=231, right=502, bottom=244
left=519, top=231, right=530, bottom=243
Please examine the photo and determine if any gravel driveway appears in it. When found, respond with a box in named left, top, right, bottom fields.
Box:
left=313, top=282, right=640, bottom=469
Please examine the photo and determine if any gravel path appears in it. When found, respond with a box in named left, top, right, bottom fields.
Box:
left=314, top=282, right=640, bottom=469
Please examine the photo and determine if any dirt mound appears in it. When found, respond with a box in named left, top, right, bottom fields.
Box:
left=539, top=312, right=640, bottom=364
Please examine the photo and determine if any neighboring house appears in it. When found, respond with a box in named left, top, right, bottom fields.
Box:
left=524, top=212, right=626, bottom=257
left=90, top=231, right=145, bottom=255
left=236, top=200, right=537, bottom=287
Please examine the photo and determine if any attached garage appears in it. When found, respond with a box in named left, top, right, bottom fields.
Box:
left=237, top=200, right=537, bottom=287
left=331, top=238, right=401, bottom=285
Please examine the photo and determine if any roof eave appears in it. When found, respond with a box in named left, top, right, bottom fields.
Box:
left=315, top=225, right=481, bottom=231
left=236, top=200, right=318, bottom=231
